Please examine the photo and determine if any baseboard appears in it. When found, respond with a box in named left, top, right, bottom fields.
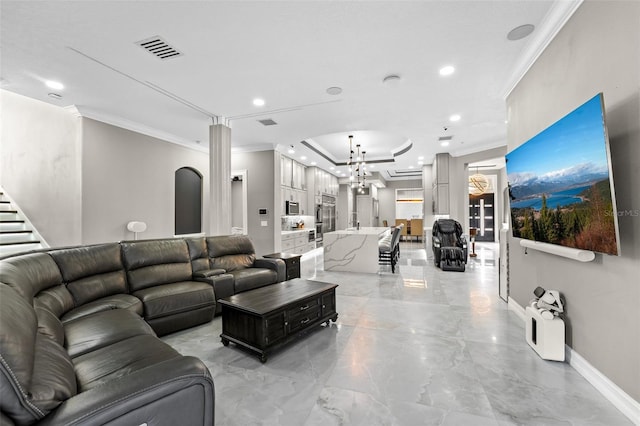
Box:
left=508, top=297, right=640, bottom=424
left=565, top=346, right=640, bottom=425
left=507, top=296, right=526, bottom=321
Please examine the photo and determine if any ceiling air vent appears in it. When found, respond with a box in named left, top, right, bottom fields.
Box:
left=438, top=135, right=453, bottom=141
left=258, top=118, right=278, bottom=126
left=136, top=36, right=183, bottom=60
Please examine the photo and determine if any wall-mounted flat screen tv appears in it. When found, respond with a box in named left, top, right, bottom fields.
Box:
left=506, top=93, right=620, bottom=255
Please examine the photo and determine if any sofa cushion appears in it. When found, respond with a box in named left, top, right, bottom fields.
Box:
left=186, top=237, right=210, bottom=273
left=49, top=243, right=128, bottom=306
left=0, top=252, right=63, bottom=300
left=0, top=284, right=77, bottom=425
left=36, top=306, right=65, bottom=346
left=206, top=235, right=257, bottom=271
left=64, top=309, right=156, bottom=358
left=122, top=239, right=192, bottom=292
left=206, top=235, right=255, bottom=257
left=132, top=281, right=215, bottom=320
left=211, top=253, right=256, bottom=272
left=231, top=268, right=278, bottom=293
left=72, top=334, right=181, bottom=392
left=121, top=239, right=193, bottom=292
left=0, top=252, right=75, bottom=319
left=60, top=294, right=143, bottom=324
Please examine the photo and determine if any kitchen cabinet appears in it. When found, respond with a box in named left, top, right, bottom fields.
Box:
left=308, top=167, right=338, bottom=196
left=280, top=154, right=306, bottom=190
left=281, top=230, right=315, bottom=254
left=282, top=156, right=293, bottom=187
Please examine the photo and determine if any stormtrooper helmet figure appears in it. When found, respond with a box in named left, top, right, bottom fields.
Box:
left=533, top=286, right=564, bottom=318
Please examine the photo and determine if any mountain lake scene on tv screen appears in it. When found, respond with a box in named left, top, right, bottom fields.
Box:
left=507, top=94, right=619, bottom=255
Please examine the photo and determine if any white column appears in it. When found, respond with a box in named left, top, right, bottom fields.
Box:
left=209, top=119, right=232, bottom=235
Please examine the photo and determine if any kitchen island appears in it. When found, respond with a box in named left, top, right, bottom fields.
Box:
left=323, top=227, right=391, bottom=273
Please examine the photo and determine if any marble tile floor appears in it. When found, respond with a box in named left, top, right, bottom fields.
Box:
left=162, top=242, right=631, bottom=426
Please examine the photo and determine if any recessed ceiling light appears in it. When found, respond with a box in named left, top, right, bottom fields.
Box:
left=439, top=66, right=455, bottom=76
left=330, top=166, right=335, bottom=170
left=507, top=24, right=535, bottom=41
left=369, top=164, right=375, bottom=168
left=418, top=161, right=424, bottom=165
left=441, top=141, right=450, bottom=147
left=45, top=80, right=64, bottom=90
left=47, top=93, right=62, bottom=100
left=408, top=165, right=414, bottom=169
left=449, top=114, right=461, bottom=122
left=418, top=156, right=424, bottom=160
left=253, top=98, right=265, bottom=107
left=311, top=161, right=317, bottom=166
left=326, top=87, right=342, bottom=95
left=288, top=148, right=295, bottom=154
left=300, top=156, right=307, bottom=160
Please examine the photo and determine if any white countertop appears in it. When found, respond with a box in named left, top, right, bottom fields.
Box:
left=326, top=227, right=389, bottom=236
left=281, top=229, right=311, bottom=235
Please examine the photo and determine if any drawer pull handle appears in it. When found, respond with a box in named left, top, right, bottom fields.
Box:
left=299, top=305, right=309, bottom=311
left=301, top=318, right=310, bottom=324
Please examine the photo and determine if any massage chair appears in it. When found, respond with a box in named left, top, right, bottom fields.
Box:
left=432, top=219, right=468, bottom=272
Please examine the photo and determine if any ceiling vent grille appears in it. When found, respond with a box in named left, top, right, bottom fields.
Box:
left=136, top=36, right=183, bottom=60
left=258, top=118, right=278, bottom=126
left=438, top=135, right=453, bottom=141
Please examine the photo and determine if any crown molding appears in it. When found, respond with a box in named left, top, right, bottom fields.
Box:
left=502, top=0, right=584, bottom=99
left=71, top=105, right=208, bottom=154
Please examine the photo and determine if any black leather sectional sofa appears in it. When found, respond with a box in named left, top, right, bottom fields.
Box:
left=0, top=235, right=285, bottom=425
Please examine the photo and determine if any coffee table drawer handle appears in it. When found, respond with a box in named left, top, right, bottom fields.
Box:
left=299, top=304, right=310, bottom=311
left=300, top=318, right=310, bottom=324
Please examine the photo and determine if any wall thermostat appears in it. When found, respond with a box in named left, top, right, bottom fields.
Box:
left=259, top=208, right=267, bottom=215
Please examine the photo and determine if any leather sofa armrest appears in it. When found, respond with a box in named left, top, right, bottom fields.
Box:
left=193, top=268, right=226, bottom=278
left=254, top=258, right=286, bottom=282
left=38, top=356, right=214, bottom=426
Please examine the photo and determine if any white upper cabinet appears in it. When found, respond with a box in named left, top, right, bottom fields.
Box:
left=282, top=156, right=293, bottom=187
left=280, top=155, right=306, bottom=189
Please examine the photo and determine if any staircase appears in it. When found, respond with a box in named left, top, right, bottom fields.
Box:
left=0, top=188, right=48, bottom=257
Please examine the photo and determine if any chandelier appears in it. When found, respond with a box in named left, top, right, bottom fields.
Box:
left=347, top=135, right=367, bottom=193
left=468, top=167, right=490, bottom=195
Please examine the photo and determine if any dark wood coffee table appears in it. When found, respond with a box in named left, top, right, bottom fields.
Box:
left=218, top=279, right=338, bottom=362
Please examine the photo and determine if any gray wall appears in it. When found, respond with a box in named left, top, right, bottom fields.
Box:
left=506, top=1, right=640, bottom=401
left=81, top=118, right=210, bottom=244
left=0, top=91, right=82, bottom=247
left=231, top=150, right=276, bottom=256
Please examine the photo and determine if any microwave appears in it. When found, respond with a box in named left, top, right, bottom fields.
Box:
left=286, top=201, right=300, bottom=215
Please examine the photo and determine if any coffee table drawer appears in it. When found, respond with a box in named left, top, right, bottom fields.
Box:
left=287, top=296, right=320, bottom=318
left=288, top=307, right=321, bottom=333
